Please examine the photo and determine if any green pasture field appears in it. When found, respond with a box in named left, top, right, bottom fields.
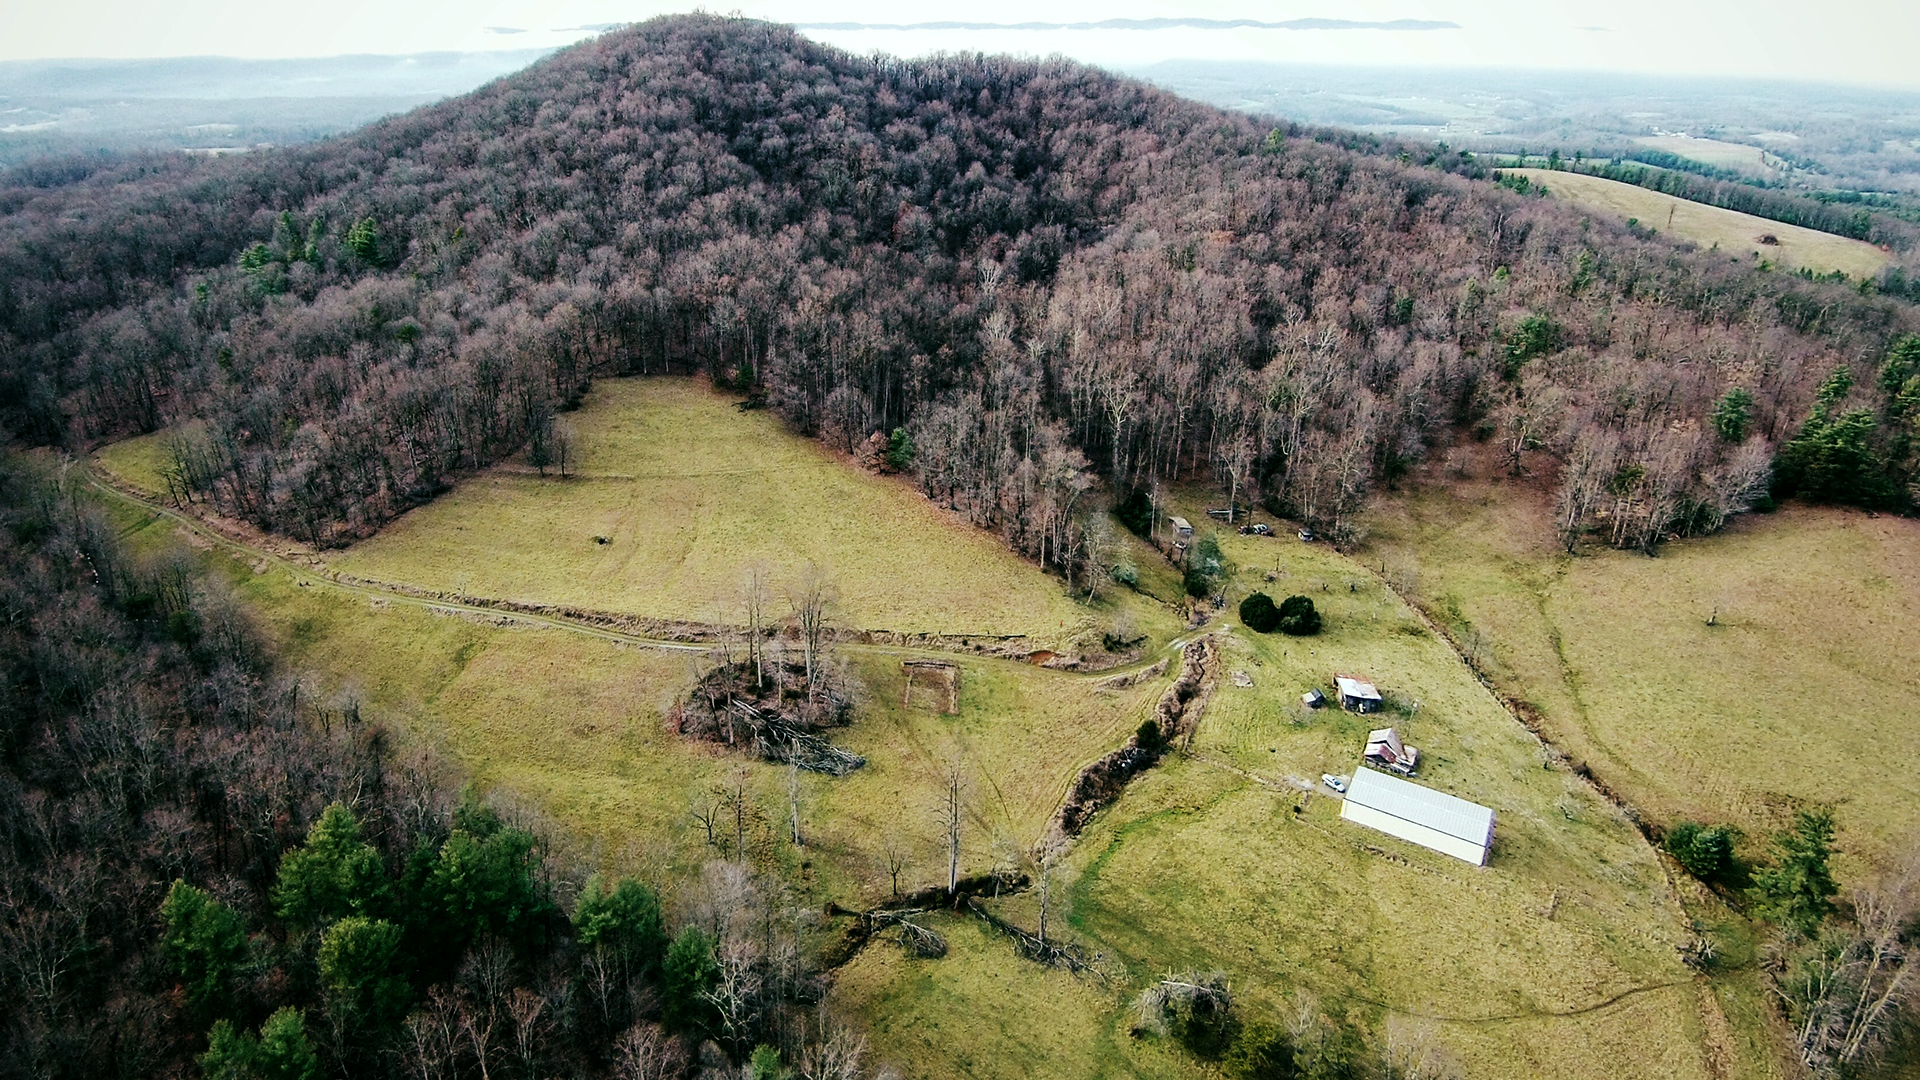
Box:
left=100, top=485, right=1165, bottom=902
left=320, top=377, right=1168, bottom=649
left=1364, top=470, right=1920, bottom=875
left=96, top=379, right=1175, bottom=651
left=90, top=403, right=1767, bottom=1078
left=832, top=506, right=1745, bottom=1080
left=1507, top=168, right=1892, bottom=279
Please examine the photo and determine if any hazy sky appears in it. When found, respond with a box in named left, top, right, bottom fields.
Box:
left=8, top=1, right=1920, bottom=90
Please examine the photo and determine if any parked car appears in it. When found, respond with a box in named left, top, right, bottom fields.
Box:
left=1298, top=529, right=1316, bottom=542
left=1321, top=773, right=1348, bottom=794
left=1238, top=522, right=1272, bottom=536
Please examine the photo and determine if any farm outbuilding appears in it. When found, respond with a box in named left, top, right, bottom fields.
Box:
left=1363, top=727, right=1418, bottom=774
left=1169, top=516, right=1194, bottom=547
left=1333, top=674, right=1383, bottom=712
left=1339, top=768, right=1495, bottom=866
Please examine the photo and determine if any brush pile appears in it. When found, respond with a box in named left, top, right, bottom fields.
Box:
left=671, top=659, right=864, bottom=775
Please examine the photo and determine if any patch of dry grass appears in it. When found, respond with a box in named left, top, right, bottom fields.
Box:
left=1634, top=135, right=1776, bottom=176
left=1363, top=474, right=1920, bottom=872
left=93, top=425, right=185, bottom=496
left=1508, top=168, right=1892, bottom=279
left=327, top=378, right=1150, bottom=648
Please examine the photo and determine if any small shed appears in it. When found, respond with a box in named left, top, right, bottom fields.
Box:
left=1339, top=768, right=1495, bottom=866
left=1363, top=727, right=1419, bottom=775
left=1169, top=516, right=1194, bottom=546
left=1301, top=688, right=1326, bottom=709
left=1333, top=673, right=1383, bottom=713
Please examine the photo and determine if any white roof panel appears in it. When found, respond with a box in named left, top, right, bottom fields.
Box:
left=1342, top=800, right=1489, bottom=865
left=1335, top=676, right=1382, bottom=700
left=1342, top=768, right=1494, bottom=849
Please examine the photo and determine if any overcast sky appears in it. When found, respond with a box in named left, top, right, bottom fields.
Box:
left=7, top=1, right=1920, bottom=90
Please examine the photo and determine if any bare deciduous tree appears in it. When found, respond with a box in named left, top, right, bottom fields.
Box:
left=789, top=563, right=838, bottom=704
left=880, top=835, right=911, bottom=899
left=612, top=1023, right=682, bottom=1080
left=939, top=760, right=967, bottom=896
left=1771, top=856, right=1920, bottom=1077
left=1381, top=1017, right=1463, bottom=1080
left=742, top=562, right=772, bottom=691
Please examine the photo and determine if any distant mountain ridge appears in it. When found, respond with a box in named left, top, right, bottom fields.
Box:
left=794, top=18, right=1459, bottom=31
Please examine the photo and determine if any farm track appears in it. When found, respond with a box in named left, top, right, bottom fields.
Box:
left=86, top=470, right=1179, bottom=680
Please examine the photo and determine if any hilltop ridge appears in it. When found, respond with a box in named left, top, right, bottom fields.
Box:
left=2, top=14, right=1915, bottom=567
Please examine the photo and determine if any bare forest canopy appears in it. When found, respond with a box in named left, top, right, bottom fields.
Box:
left=4, top=14, right=1920, bottom=571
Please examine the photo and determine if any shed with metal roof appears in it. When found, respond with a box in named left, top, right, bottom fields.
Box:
left=1332, top=673, right=1384, bottom=713
left=1338, top=768, right=1495, bottom=865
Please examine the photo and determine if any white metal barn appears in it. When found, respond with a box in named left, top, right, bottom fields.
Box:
left=1339, top=768, right=1495, bottom=865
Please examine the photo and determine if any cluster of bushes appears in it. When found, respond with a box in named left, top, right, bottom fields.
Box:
left=1663, top=821, right=1738, bottom=885
left=1185, top=534, right=1232, bottom=598
left=1240, top=592, right=1322, bottom=636
left=1133, top=974, right=1434, bottom=1079
left=1663, top=810, right=1838, bottom=935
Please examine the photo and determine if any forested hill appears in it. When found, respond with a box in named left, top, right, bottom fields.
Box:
left=3, top=15, right=1917, bottom=563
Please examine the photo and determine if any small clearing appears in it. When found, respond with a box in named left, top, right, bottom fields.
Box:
left=1507, top=168, right=1892, bottom=278
left=322, top=377, right=1156, bottom=648
left=1634, top=135, right=1776, bottom=176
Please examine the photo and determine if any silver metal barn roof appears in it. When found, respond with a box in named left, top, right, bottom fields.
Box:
left=1339, top=767, right=1495, bottom=865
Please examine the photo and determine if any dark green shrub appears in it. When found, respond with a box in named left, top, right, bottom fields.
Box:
left=1503, top=313, right=1561, bottom=376
left=166, top=608, right=202, bottom=646
left=1276, top=595, right=1322, bottom=636
left=1711, top=387, right=1754, bottom=442
left=1184, top=534, right=1229, bottom=598
left=345, top=217, right=382, bottom=265
left=1663, top=822, right=1736, bottom=883
left=1239, top=592, right=1281, bottom=633
left=1136, top=719, right=1165, bottom=753
left=200, top=1008, right=318, bottom=1080
left=160, top=881, right=247, bottom=1021
left=1750, top=809, right=1839, bottom=934
left=1223, top=1022, right=1294, bottom=1079
left=1115, top=488, right=1154, bottom=537
left=573, top=875, right=668, bottom=980
left=885, top=428, right=915, bottom=471
left=1168, top=991, right=1240, bottom=1060
left=661, top=926, right=720, bottom=1036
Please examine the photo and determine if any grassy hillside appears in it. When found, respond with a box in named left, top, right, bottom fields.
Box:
left=100, top=378, right=1175, bottom=652
left=1508, top=168, right=1893, bottom=277
left=1363, top=462, right=1920, bottom=876
left=330, top=378, right=1144, bottom=645
left=91, top=422, right=1755, bottom=1078
left=835, top=509, right=1749, bottom=1080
